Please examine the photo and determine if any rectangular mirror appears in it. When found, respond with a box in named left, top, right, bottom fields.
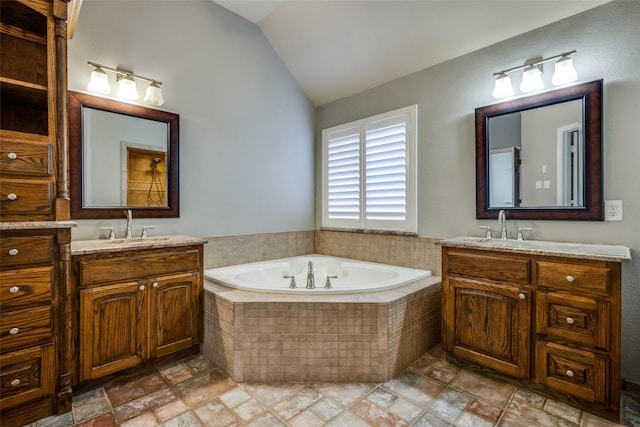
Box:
left=476, top=80, right=603, bottom=221
left=69, top=91, right=179, bottom=219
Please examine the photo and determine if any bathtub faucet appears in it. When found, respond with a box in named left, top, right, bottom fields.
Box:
left=306, top=261, right=315, bottom=289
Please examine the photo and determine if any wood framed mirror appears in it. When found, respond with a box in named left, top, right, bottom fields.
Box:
left=69, top=91, right=179, bottom=219
left=476, top=79, right=603, bottom=220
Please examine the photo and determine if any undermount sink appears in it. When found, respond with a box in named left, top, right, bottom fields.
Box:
left=101, top=236, right=171, bottom=244
left=71, top=235, right=208, bottom=256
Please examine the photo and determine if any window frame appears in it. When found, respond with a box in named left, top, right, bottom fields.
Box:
left=321, top=105, right=418, bottom=233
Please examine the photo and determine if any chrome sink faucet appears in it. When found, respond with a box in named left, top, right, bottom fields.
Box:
left=306, top=261, right=315, bottom=289
left=498, top=209, right=508, bottom=240
left=125, top=209, right=133, bottom=239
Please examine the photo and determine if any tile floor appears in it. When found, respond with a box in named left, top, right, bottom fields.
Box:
left=26, top=345, right=639, bottom=427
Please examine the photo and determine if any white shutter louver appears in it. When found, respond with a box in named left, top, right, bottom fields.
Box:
left=327, top=131, right=360, bottom=220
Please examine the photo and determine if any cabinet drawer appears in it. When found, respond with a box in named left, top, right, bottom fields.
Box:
left=0, top=266, right=53, bottom=312
left=0, top=344, right=55, bottom=412
left=537, top=261, right=611, bottom=296
left=0, top=236, right=54, bottom=267
left=0, top=140, right=52, bottom=176
left=0, top=178, right=52, bottom=218
left=0, top=306, right=51, bottom=353
left=78, top=249, right=201, bottom=287
left=536, top=291, right=610, bottom=350
left=446, top=250, right=531, bottom=283
left=535, top=341, right=606, bottom=404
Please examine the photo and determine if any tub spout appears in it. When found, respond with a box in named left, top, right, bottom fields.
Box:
left=306, top=261, right=315, bottom=289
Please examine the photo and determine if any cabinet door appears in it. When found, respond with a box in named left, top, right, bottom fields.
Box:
left=79, top=282, right=147, bottom=381
left=445, top=277, right=531, bottom=378
left=148, top=272, right=200, bottom=359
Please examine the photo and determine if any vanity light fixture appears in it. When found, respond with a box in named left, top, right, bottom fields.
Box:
left=491, top=50, right=577, bottom=99
left=87, top=61, right=164, bottom=106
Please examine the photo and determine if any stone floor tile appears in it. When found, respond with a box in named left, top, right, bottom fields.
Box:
left=456, top=411, right=494, bottom=427
left=73, top=412, right=118, bottom=427
left=273, top=387, right=323, bottom=420
left=218, top=386, right=252, bottom=408
left=310, top=398, right=343, bottom=421
left=243, top=382, right=306, bottom=408
left=544, top=399, right=582, bottom=424
left=425, top=367, right=456, bottom=384
left=351, top=399, right=410, bottom=427
left=233, top=397, right=264, bottom=421
left=153, top=399, right=188, bottom=422
left=73, top=395, right=112, bottom=423
left=105, top=372, right=167, bottom=407
left=159, top=411, right=203, bottom=427
left=511, top=387, right=546, bottom=408
left=412, top=411, right=456, bottom=427
left=113, top=388, right=177, bottom=423
left=193, top=399, right=238, bottom=426
left=581, top=411, right=626, bottom=426
left=158, top=362, right=194, bottom=386
left=507, top=399, right=578, bottom=427
left=243, top=411, right=288, bottom=427
left=324, top=410, right=373, bottom=427
left=289, top=410, right=326, bottom=427
left=34, top=411, right=74, bottom=427
left=466, top=398, right=502, bottom=423
left=72, top=387, right=107, bottom=407
left=382, top=371, right=445, bottom=406
left=449, top=369, right=515, bottom=408
left=173, top=370, right=236, bottom=407
left=498, top=410, right=543, bottom=426
left=366, top=387, right=398, bottom=408
left=388, top=397, right=423, bottom=423
left=312, top=382, right=375, bottom=408
left=427, top=388, right=472, bottom=423
left=119, top=412, right=157, bottom=427
left=184, top=355, right=215, bottom=374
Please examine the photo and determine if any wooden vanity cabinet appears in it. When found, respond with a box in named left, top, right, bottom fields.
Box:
left=442, top=246, right=623, bottom=414
left=73, top=245, right=203, bottom=383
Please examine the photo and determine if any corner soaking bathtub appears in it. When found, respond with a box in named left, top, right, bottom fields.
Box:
left=203, top=255, right=442, bottom=383
left=203, top=254, right=431, bottom=294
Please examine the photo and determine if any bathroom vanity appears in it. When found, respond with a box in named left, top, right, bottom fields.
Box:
left=70, top=236, right=206, bottom=385
left=439, top=237, right=631, bottom=415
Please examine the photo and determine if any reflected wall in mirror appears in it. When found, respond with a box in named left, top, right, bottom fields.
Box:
left=476, top=80, right=603, bottom=221
left=69, top=91, right=179, bottom=219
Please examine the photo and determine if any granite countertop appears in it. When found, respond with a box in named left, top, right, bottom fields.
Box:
left=71, top=235, right=208, bottom=255
left=0, top=221, right=77, bottom=230
left=438, top=236, right=632, bottom=263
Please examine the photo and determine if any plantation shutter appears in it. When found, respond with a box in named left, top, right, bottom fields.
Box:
left=326, top=127, right=361, bottom=220
left=365, top=115, right=407, bottom=221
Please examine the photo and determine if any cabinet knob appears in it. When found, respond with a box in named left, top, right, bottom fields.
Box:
left=10, top=379, right=20, bottom=387
left=9, top=327, right=19, bottom=335
left=9, top=286, right=20, bottom=294
left=8, top=248, right=19, bottom=256
left=518, top=293, right=526, bottom=300
left=566, top=317, right=575, bottom=325
left=139, top=285, right=145, bottom=291
left=566, top=275, right=575, bottom=282
left=152, top=282, right=159, bottom=288
left=566, top=369, right=575, bottom=378
left=7, top=193, right=18, bottom=201
left=7, top=152, right=17, bottom=160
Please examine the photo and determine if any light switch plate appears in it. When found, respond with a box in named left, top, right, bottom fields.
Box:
left=604, top=200, right=623, bottom=221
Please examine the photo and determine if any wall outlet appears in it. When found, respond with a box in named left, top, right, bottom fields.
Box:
left=605, top=200, right=623, bottom=221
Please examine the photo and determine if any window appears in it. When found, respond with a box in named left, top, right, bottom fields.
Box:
left=322, top=105, right=417, bottom=233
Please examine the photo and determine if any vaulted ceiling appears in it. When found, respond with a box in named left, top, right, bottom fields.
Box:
left=213, top=0, right=610, bottom=106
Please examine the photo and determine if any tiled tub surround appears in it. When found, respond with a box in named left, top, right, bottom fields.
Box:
left=204, top=275, right=442, bottom=383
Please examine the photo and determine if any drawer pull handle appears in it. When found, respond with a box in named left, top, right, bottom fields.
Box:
left=152, top=282, right=159, bottom=288
left=8, top=248, right=19, bottom=256
left=7, top=193, right=18, bottom=201
left=566, top=369, right=575, bottom=378
left=566, top=275, right=575, bottom=282
left=10, top=379, right=20, bottom=387
left=7, top=152, right=17, bottom=160
left=518, top=293, right=526, bottom=300
left=9, top=327, right=19, bottom=335
left=139, top=285, right=145, bottom=291
left=566, top=317, right=575, bottom=325
left=9, top=286, right=20, bottom=293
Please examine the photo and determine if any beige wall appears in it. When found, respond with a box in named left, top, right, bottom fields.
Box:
left=316, top=1, right=640, bottom=383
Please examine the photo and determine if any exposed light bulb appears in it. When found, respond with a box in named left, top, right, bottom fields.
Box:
left=520, top=65, right=544, bottom=93
left=87, top=67, right=111, bottom=94
left=117, top=75, right=139, bottom=100
left=492, top=73, right=514, bottom=99
left=552, top=56, right=578, bottom=85
left=144, top=81, right=164, bottom=106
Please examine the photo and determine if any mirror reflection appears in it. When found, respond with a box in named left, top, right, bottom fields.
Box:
left=488, top=99, right=582, bottom=208
left=82, top=107, right=169, bottom=207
